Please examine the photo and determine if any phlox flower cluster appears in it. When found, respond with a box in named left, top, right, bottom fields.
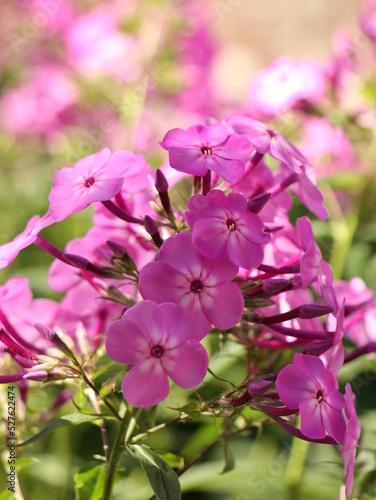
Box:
left=0, top=112, right=369, bottom=498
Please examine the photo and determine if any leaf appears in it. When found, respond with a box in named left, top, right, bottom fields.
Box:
left=168, top=402, right=201, bottom=418
left=115, top=370, right=127, bottom=392
left=127, top=443, right=181, bottom=500
left=74, top=463, right=106, bottom=500
left=17, top=413, right=103, bottom=447
left=221, top=441, right=235, bottom=474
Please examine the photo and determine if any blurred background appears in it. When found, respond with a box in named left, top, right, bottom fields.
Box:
left=1, top=1, right=376, bottom=499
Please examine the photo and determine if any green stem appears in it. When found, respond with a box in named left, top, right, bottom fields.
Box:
left=103, top=406, right=134, bottom=500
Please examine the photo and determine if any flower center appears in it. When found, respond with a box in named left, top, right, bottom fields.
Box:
left=190, top=279, right=203, bottom=293
left=201, top=146, right=212, bottom=157
left=226, top=218, right=236, bottom=231
left=316, top=389, right=324, bottom=403
left=151, top=345, right=164, bottom=358
left=84, top=176, right=95, bottom=188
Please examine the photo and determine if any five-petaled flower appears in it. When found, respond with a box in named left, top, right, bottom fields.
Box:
left=48, top=147, right=136, bottom=221
left=160, top=123, right=253, bottom=184
left=276, top=352, right=346, bottom=443
left=105, top=300, right=209, bottom=408
left=138, top=232, right=244, bottom=339
left=185, top=190, right=270, bottom=269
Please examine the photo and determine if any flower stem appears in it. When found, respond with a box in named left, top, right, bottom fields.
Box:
left=103, top=406, right=134, bottom=500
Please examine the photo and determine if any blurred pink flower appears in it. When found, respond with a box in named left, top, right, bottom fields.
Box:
left=248, top=57, right=326, bottom=118
left=64, top=9, right=140, bottom=79
left=0, top=66, right=78, bottom=136
left=105, top=300, right=209, bottom=407
left=300, top=117, right=356, bottom=176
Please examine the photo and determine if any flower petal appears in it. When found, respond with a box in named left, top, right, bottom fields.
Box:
left=163, top=341, right=209, bottom=389
left=121, top=358, right=169, bottom=407
left=299, top=397, right=326, bottom=439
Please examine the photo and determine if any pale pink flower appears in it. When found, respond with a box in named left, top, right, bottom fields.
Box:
left=48, top=148, right=136, bottom=221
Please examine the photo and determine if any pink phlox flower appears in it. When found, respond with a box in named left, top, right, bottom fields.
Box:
left=226, top=115, right=328, bottom=219
left=48, top=148, right=136, bottom=221
left=361, top=0, right=376, bottom=43
left=185, top=190, right=270, bottom=269
left=14, top=298, right=60, bottom=350
left=280, top=162, right=328, bottom=220
left=276, top=353, right=346, bottom=443
left=160, top=123, right=253, bottom=183
left=105, top=300, right=209, bottom=408
left=333, top=278, right=376, bottom=347
left=247, top=57, right=326, bottom=118
left=300, top=117, right=356, bottom=176
left=225, top=114, right=308, bottom=167
left=0, top=65, right=78, bottom=136
left=231, top=159, right=292, bottom=228
left=0, top=278, right=32, bottom=317
left=53, top=281, right=122, bottom=345
left=319, top=301, right=345, bottom=377
left=65, top=9, right=140, bottom=79
left=0, top=212, right=54, bottom=269
left=341, top=384, right=361, bottom=499
left=138, top=232, right=244, bottom=340
left=297, top=216, right=338, bottom=313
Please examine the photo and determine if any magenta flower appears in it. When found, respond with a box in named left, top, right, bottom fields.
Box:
left=297, top=216, right=338, bottom=313
left=138, top=232, right=244, bottom=339
left=225, top=115, right=328, bottom=219
left=48, top=148, right=136, bottom=221
left=185, top=190, right=270, bottom=269
left=341, top=384, right=361, bottom=498
left=160, top=123, right=253, bottom=183
left=276, top=353, right=346, bottom=443
left=0, top=212, right=54, bottom=269
left=105, top=301, right=209, bottom=408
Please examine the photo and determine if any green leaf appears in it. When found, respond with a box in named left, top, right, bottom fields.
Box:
left=221, top=441, right=235, bottom=474
left=74, top=463, right=106, bottom=500
left=17, top=413, right=103, bottom=447
left=169, top=402, right=201, bottom=418
left=157, top=452, right=184, bottom=470
left=115, top=370, right=127, bottom=392
left=127, top=443, right=181, bottom=500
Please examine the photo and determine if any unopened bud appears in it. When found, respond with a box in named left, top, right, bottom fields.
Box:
left=144, top=216, right=164, bottom=248
left=262, top=279, right=291, bottom=294
left=247, top=192, right=271, bottom=213
left=23, top=370, right=49, bottom=382
left=248, top=380, right=274, bottom=397
left=106, top=240, right=129, bottom=259
left=299, top=304, right=333, bottom=319
left=155, top=169, right=169, bottom=192
left=63, top=253, right=91, bottom=270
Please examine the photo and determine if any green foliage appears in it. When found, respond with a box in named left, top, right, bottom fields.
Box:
left=127, top=444, right=181, bottom=500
